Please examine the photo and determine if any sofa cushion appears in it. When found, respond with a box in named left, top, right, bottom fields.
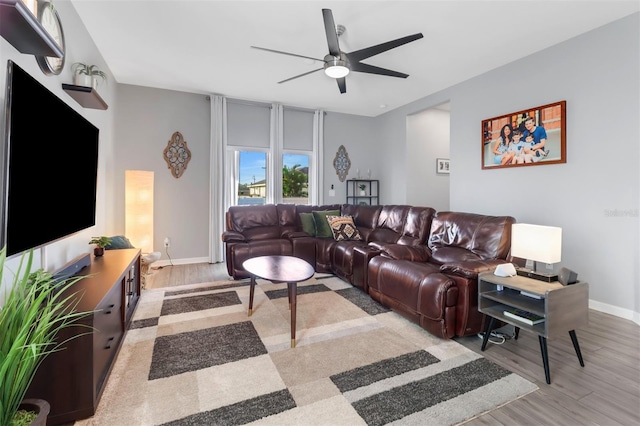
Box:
left=327, top=215, right=362, bottom=241
left=299, top=212, right=316, bottom=236
left=312, top=209, right=341, bottom=238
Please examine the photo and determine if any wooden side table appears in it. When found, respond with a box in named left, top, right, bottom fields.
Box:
left=243, top=256, right=315, bottom=348
left=478, top=271, right=588, bottom=384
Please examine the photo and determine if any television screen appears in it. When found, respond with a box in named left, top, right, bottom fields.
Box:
left=2, top=60, right=99, bottom=257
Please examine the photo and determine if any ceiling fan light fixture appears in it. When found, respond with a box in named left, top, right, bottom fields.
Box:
left=324, top=59, right=349, bottom=78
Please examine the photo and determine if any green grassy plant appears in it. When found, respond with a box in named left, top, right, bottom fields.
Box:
left=0, top=247, right=92, bottom=425
left=89, top=236, right=111, bottom=248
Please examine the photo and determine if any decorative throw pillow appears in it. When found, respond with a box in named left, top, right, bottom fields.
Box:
left=312, top=209, right=341, bottom=238
left=299, top=212, right=317, bottom=236
left=105, top=235, right=134, bottom=250
left=326, top=215, right=362, bottom=241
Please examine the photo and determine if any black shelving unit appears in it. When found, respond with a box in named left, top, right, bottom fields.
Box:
left=346, top=179, right=379, bottom=205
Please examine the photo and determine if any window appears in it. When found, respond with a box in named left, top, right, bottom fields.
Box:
left=283, top=153, right=310, bottom=205
left=225, top=100, right=321, bottom=207
left=237, top=151, right=267, bottom=205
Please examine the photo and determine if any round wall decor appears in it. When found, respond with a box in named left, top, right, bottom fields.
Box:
left=35, top=2, right=66, bottom=75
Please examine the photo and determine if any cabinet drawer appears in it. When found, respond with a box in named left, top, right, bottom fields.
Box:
left=93, top=287, right=123, bottom=393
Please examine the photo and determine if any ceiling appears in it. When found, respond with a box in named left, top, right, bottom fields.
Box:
left=70, top=1, right=639, bottom=117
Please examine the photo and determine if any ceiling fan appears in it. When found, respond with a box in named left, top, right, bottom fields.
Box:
left=251, top=9, right=423, bottom=94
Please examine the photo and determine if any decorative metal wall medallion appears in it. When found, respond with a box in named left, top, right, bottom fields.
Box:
left=163, top=131, right=191, bottom=178
left=333, top=145, right=351, bottom=182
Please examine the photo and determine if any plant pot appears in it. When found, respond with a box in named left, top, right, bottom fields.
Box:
left=74, top=73, right=92, bottom=87
left=18, top=399, right=50, bottom=426
left=359, top=190, right=366, bottom=196
left=94, top=247, right=105, bottom=256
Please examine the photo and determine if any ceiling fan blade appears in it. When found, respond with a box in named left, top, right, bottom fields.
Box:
left=278, top=68, right=323, bottom=84
left=350, top=62, right=409, bottom=78
left=346, top=33, right=424, bottom=62
left=337, top=77, right=346, bottom=94
left=251, top=46, right=324, bottom=62
left=322, top=9, right=341, bottom=57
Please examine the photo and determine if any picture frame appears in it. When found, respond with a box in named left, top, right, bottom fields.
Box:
left=436, top=158, right=450, bottom=174
left=481, top=100, right=566, bottom=170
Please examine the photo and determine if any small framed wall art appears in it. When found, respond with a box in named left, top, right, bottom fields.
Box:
left=436, top=158, right=450, bottom=174
left=481, top=100, right=566, bottom=169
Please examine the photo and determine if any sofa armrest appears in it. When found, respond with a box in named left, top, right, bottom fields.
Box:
left=352, top=245, right=382, bottom=292
left=283, top=230, right=311, bottom=239
left=376, top=243, right=431, bottom=262
left=221, top=230, right=246, bottom=243
left=439, top=259, right=507, bottom=279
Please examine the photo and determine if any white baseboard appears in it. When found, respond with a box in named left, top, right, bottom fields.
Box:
left=589, top=299, right=640, bottom=326
left=152, top=257, right=218, bottom=267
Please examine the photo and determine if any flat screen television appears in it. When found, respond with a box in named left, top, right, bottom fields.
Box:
left=1, top=60, right=99, bottom=257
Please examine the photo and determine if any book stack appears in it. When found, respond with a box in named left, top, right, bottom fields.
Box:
left=503, top=308, right=545, bottom=325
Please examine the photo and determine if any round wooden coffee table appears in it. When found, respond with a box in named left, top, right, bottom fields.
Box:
left=243, top=255, right=315, bottom=348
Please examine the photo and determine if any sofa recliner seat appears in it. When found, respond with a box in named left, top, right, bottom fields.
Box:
left=367, top=211, right=516, bottom=338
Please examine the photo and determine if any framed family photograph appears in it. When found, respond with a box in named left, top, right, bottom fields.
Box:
left=436, top=158, right=450, bottom=174
left=481, top=100, right=566, bottom=170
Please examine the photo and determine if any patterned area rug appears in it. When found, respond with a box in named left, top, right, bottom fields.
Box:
left=76, top=274, right=537, bottom=425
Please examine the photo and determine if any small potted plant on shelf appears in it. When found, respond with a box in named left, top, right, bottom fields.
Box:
left=89, top=236, right=111, bottom=257
left=72, top=63, right=107, bottom=89
left=0, top=247, right=91, bottom=426
left=358, top=183, right=367, bottom=196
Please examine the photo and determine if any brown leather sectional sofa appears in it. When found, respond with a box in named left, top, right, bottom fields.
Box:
left=222, top=203, right=515, bottom=339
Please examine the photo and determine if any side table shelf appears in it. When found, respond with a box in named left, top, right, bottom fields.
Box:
left=62, top=84, right=109, bottom=110
left=478, top=272, right=588, bottom=384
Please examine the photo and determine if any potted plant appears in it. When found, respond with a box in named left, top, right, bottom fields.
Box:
left=358, top=183, right=367, bottom=196
left=0, top=247, right=91, bottom=426
left=89, top=236, right=111, bottom=257
left=71, top=63, right=107, bottom=89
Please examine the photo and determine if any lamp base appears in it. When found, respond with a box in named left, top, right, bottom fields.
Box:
left=516, top=267, right=558, bottom=282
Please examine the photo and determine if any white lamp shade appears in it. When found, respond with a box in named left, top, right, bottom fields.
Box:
left=511, top=223, right=562, bottom=264
left=125, top=170, right=154, bottom=254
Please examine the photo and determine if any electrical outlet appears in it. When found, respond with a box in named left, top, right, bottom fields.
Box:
left=164, top=237, right=170, bottom=248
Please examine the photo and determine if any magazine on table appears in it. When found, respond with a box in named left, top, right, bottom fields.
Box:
left=503, top=307, right=545, bottom=325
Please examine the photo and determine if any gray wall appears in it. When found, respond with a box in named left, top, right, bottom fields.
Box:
left=322, top=112, right=379, bottom=204
left=376, top=13, right=640, bottom=319
left=406, top=107, right=450, bottom=211
left=113, top=85, right=210, bottom=263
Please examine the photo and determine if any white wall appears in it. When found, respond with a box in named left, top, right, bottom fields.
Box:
left=377, top=13, right=640, bottom=321
left=406, top=107, right=450, bottom=211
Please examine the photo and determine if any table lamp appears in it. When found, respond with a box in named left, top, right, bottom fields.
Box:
left=510, top=223, right=562, bottom=282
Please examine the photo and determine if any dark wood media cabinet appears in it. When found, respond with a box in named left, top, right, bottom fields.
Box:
left=25, top=248, right=141, bottom=425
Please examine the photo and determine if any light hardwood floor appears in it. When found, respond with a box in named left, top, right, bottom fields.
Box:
left=145, top=263, right=640, bottom=425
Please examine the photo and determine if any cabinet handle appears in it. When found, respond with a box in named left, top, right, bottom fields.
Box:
left=105, top=310, right=112, bottom=314
left=127, top=292, right=133, bottom=296
left=105, top=336, right=114, bottom=349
